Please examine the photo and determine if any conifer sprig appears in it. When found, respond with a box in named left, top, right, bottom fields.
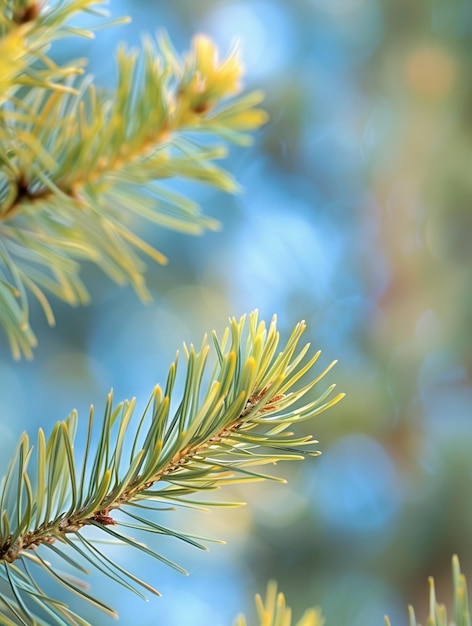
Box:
left=237, top=557, right=471, bottom=626
left=0, top=22, right=267, bottom=359
left=0, top=312, right=343, bottom=625
left=385, top=555, right=470, bottom=626
left=0, top=1, right=126, bottom=96
left=233, top=581, right=325, bottom=626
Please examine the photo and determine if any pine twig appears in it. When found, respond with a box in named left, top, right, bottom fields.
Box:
left=0, top=26, right=267, bottom=358
left=0, top=312, right=343, bottom=625
left=233, top=580, right=325, bottom=626
left=385, top=555, right=470, bottom=626
left=0, top=1, right=127, bottom=97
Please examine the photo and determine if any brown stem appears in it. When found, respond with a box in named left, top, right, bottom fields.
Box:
left=0, top=124, right=172, bottom=222
left=13, top=3, right=40, bottom=24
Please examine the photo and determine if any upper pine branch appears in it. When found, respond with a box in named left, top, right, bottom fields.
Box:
left=0, top=1, right=122, bottom=96
left=0, top=7, right=267, bottom=358
left=0, top=312, right=343, bottom=625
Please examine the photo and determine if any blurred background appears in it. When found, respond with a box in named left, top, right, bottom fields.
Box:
left=2, top=0, right=472, bottom=624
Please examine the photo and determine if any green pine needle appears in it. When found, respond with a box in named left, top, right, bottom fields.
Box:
left=0, top=1, right=123, bottom=97
left=385, top=555, right=470, bottom=626
left=0, top=13, right=268, bottom=358
left=233, top=580, right=325, bottom=626
left=0, top=311, right=343, bottom=624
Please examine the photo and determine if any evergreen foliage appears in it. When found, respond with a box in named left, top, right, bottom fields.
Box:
left=235, top=557, right=471, bottom=626
left=0, top=311, right=343, bottom=624
left=233, top=581, right=324, bottom=626
left=0, top=2, right=468, bottom=626
left=0, top=0, right=266, bottom=358
left=385, top=556, right=470, bottom=626
left=2, top=4, right=336, bottom=623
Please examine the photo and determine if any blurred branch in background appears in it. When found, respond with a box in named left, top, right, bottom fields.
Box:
left=234, top=580, right=325, bottom=626
left=0, top=1, right=267, bottom=358
left=385, top=555, right=470, bottom=626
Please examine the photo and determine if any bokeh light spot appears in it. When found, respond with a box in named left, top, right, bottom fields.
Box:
left=405, top=45, right=457, bottom=99
left=314, top=435, right=401, bottom=532
left=203, top=1, right=294, bottom=78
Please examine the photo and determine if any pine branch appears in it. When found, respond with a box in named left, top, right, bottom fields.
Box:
left=0, top=27, right=267, bottom=358
left=233, top=581, right=325, bottom=626
left=0, top=312, right=343, bottom=625
left=0, top=1, right=127, bottom=97
left=236, top=557, right=471, bottom=626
